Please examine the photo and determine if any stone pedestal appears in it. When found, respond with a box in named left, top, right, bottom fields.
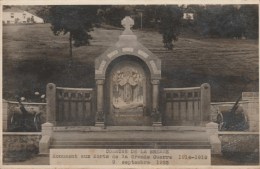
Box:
left=39, top=122, right=53, bottom=154
left=206, top=122, right=221, bottom=154
left=242, top=99, right=259, bottom=132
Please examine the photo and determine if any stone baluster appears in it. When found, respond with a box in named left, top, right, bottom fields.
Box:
left=95, top=79, right=105, bottom=127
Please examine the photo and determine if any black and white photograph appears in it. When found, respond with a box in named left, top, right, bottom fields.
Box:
left=1, top=0, right=259, bottom=167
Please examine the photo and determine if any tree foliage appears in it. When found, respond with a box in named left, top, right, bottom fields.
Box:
left=100, top=5, right=183, bottom=50
left=35, top=6, right=51, bottom=23
left=156, top=6, right=183, bottom=50
left=44, top=5, right=258, bottom=53
left=192, top=5, right=258, bottom=39
left=239, top=5, right=259, bottom=39
left=48, top=6, right=100, bottom=58
left=101, top=6, right=134, bottom=27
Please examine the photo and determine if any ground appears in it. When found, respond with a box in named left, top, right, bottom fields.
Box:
left=3, top=24, right=259, bottom=102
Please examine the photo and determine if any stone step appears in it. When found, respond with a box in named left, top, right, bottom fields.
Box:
left=50, top=129, right=211, bottom=149
left=52, top=140, right=210, bottom=146
left=50, top=144, right=210, bottom=149
left=50, top=140, right=210, bottom=149
left=52, top=130, right=209, bottom=142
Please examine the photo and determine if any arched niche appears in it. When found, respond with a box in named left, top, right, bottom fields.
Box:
left=104, top=55, right=152, bottom=126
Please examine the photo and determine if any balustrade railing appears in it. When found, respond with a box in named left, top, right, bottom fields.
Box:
left=46, top=83, right=95, bottom=126
left=162, top=83, right=210, bottom=126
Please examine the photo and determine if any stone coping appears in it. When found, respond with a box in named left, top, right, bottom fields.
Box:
left=3, top=132, right=42, bottom=135
left=56, top=87, right=93, bottom=91
left=164, top=87, right=200, bottom=91
left=4, top=100, right=46, bottom=105
left=211, top=100, right=259, bottom=105
left=53, top=126, right=207, bottom=132
left=218, top=131, right=259, bottom=135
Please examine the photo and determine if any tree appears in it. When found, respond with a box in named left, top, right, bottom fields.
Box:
left=48, top=6, right=100, bottom=58
left=193, top=5, right=258, bottom=39
left=157, top=6, right=183, bottom=50
left=35, top=6, right=51, bottom=23
left=239, top=5, right=258, bottom=39
left=3, top=5, right=11, bottom=10
left=101, top=6, right=134, bottom=27
left=134, top=6, right=158, bottom=29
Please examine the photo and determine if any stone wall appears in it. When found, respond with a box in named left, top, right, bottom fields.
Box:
left=241, top=100, right=259, bottom=132
left=2, top=100, right=46, bottom=131
left=3, top=132, right=41, bottom=162
left=218, top=132, right=259, bottom=163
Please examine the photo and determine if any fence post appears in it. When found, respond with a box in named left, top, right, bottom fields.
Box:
left=200, top=83, right=211, bottom=122
left=46, top=83, right=56, bottom=125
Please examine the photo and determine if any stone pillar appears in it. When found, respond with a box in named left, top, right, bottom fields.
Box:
left=46, top=83, right=56, bottom=124
left=151, top=80, right=162, bottom=126
left=39, top=122, right=53, bottom=154
left=242, top=100, right=259, bottom=132
left=95, top=79, right=105, bottom=127
left=2, top=99, right=8, bottom=132
left=152, top=80, right=160, bottom=109
left=42, top=122, right=54, bottom=137
left=200, top=83, right=211, bottom=122
left=206, top=122, right=221, bottom=154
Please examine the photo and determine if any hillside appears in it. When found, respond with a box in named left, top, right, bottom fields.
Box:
left=3, top=24, right=259, bottom=102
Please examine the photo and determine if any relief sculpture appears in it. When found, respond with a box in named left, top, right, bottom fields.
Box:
left=112, top=66, right=144, bottom=111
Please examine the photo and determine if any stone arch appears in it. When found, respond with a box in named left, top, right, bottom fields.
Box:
left=105, top=55, right=151, bottom=79
left=95, top=46, right=161, bottom=80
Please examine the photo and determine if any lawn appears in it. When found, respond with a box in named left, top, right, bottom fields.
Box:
left=2, top=23, right=259, bottom=102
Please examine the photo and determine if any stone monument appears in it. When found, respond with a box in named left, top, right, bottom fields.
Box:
left=40, top=17, right=220, bottom=156
left=95, top=16, right=161, bottom=126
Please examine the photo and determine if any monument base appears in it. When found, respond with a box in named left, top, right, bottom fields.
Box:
left=50, top=126, right=211, bottom=150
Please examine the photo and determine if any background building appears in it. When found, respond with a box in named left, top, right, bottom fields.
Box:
left=3, top=8, right=44, bottom=24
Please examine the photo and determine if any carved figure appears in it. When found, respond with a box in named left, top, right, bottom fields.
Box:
left=112, top=67, right=144, bottom=109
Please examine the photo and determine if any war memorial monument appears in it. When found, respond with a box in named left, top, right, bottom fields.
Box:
left=35, top=17, right=217, bottom=165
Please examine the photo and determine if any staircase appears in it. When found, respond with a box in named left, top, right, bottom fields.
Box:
left=50, top=126, right=211, bottom=149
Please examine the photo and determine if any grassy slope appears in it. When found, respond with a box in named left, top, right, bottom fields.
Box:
left=3, top=24, right=259, bottom=102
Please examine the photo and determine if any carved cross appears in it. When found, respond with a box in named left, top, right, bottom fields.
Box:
left=121, top=16, right=134, bottom=30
